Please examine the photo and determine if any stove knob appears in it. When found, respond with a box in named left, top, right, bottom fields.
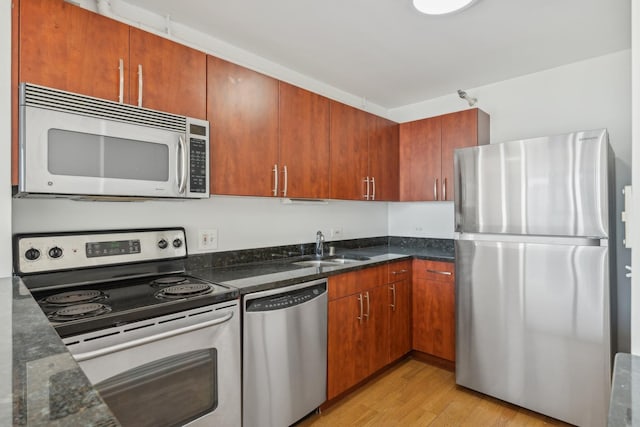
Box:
left=48, top=246, right=63, bottom=259
left=172, top=238, right=183, bottom=248
left=158, top=239, right=168, bottom=249
left=25, top=248, right=40, bottom=261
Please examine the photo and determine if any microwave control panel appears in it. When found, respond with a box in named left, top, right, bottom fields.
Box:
left=187, top=120, right=209, bottom=195
left=189, top=138, right=207, bottom=193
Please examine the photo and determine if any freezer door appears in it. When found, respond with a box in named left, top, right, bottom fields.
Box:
left=455, top=239, right=610, bottom=427
left=454, top=129, right=610, bottom=237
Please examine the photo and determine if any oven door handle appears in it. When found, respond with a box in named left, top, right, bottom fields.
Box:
left=73, top=311, right=234, bottom=362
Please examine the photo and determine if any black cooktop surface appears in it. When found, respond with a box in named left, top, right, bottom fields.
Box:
left=32, top=274, right=239, bottom=338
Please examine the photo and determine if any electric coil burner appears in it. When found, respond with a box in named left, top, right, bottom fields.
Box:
left=48, top=302, right=112, bottom=322
left=14, top=228, right=239, bottom=338
left=156, top=283, right=213, bottom=299
left=42, top=289, right=106, bottom=305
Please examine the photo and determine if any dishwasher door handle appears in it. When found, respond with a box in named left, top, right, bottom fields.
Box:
left=73, top=311, right=234, bottom=362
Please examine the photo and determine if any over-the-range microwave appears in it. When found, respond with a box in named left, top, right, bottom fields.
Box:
left=16, top=83, right=209, bottom=200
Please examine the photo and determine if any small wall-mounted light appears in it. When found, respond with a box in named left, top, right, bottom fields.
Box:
left=412, top=0, right=479, bottom=15
left=457, top=89, right=477, bottom=106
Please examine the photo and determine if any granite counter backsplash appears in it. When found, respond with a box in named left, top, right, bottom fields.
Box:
left=186, top=236, right=453, bottom=271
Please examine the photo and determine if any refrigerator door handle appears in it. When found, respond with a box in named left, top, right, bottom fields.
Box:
left=455, top=232, right=606, bottom=246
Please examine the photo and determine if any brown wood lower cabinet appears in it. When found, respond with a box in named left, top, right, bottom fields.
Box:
left=327, top=265, right=388, bottom=400
left=412, top=259, right=455, bottom=362
left=327, top=261, right=416, bottom=400
left=387, top=260, right=412, bottom=363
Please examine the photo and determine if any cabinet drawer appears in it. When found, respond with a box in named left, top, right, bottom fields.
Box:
left=413, top=259, right=454, bottom=282
left=328, top=265, right=387, bottom=300
left=387, top=260, right=412, bottom=282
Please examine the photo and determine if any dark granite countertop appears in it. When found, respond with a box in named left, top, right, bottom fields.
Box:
left=5, top=276, right=120, bottom=426
left=190, top=244, right=454, bottom=295
left=608, top=352, right=636, bottom=426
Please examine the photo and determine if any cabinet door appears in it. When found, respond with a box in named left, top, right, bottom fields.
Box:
left=327, top=294, right=367, bottom=400
left=207, top=56, right=279, bottom=196
left=129, top=28, right=206, bottom=119
left=19, top=0, right=130, bottom=103
left=330, top=101, right=370, bottom=200
left=440, top=108, right=489, bottom=201
left=279, top=83, right=330, bottom=199
left=388, top=261, right=412, bottom=362
left=363, top=285, right=390, bottom=376
left=399, top=116, right=441, bottom=201
left=412, top=260, right=455, bottom=361
left=368, top=115, right=399, bottom=201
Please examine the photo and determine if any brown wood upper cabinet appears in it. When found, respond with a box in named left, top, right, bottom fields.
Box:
left=330, top=101, right=399, bottom=201
left=18, top=0, right=130, bottom=104
left=129, top=28, right=206, bottom=119
left=207, top=56, right=279, bottom=197
left=399, top=108, right=489, bottom=201
left=278, top=83, right=331, bottom=199
left=368, top=115, right=400, bottom=201
left=17, top=0, right=206, bottom=119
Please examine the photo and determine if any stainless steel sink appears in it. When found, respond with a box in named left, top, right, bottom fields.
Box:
left=291, top=254, right=370, bottom=267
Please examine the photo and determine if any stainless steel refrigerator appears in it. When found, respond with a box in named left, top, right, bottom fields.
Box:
left=454, top=129, right=614, bottom=427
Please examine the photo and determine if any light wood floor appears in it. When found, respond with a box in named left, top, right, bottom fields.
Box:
left=298, top=358, right=572, bottom=426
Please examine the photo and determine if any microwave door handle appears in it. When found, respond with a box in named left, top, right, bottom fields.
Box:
left=178, top=136, right=187, bottom=194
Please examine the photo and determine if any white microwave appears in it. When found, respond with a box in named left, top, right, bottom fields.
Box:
left=16, top=83, right=209, bottom=200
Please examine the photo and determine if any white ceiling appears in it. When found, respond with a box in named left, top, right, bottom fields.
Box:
left=122, top=0, right=630, bottom=109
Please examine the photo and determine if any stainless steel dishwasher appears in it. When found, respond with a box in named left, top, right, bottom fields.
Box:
left=243, top=278, right=328, bottom=427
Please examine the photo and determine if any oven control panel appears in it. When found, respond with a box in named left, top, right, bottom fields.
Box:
left=15, top=228, right=187, bottom=274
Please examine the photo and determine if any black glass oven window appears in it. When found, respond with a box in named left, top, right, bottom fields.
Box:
left=95, top=349, right=217, bottom=427
left=48, top=129, right=169, bottom=181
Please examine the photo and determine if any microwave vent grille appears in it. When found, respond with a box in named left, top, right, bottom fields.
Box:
left=21, top=83, right=187, bottom=133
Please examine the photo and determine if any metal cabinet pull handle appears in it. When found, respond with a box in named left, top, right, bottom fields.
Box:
left=371, top=176, right=376, bottom=201
left=390, top=284, right=396, bottom=311
left=426, top=269, right=452, bottom=275
left=433, top=178, right=438, bottom=200
left=282, top=165, right=288, bottom=197
left=272, top=164, right=278, bottom=196
left=363, top=177, right=370, bottom=200
left=118, top=58, right=124, bottom=103
left=74, top=311, right=234, bottom=362
left=137, top=64, right=143, bottom=107
left=364, top=291, right=370, bottom=320
left=177, top=136, right=187, bottom=194
left=391, top=269, right=409, bottom=275
left=442, top=177, right=447, bottom=200
left=357, top=293, right=363, bottom=324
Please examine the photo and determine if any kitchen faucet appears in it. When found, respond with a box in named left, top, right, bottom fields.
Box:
left=315, top=230, right=324, bottom=257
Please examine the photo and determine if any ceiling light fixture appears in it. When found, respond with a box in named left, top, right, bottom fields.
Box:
left=412, top=0, right=478, bottom=15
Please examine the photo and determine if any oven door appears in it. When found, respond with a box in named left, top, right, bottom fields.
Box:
left=20, top=105, right=186, bottom=198
left=65, top=302, right=240, bottom=427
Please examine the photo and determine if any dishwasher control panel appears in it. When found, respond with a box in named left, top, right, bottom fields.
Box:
left=245, top=283, right=327, bottom=312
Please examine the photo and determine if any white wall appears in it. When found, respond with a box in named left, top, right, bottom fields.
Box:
left=0, top=0, right=12, bottom=277
left=631, top=1, right=640, bottom=355
left=12, top=196, right=388, bottom=253
left=388, top=50, right=632, bottom=351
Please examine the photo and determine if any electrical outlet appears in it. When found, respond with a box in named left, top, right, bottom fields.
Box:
left=330, top=227, right=343, bottom=238
left=198, top=229, right=218, bottom=250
